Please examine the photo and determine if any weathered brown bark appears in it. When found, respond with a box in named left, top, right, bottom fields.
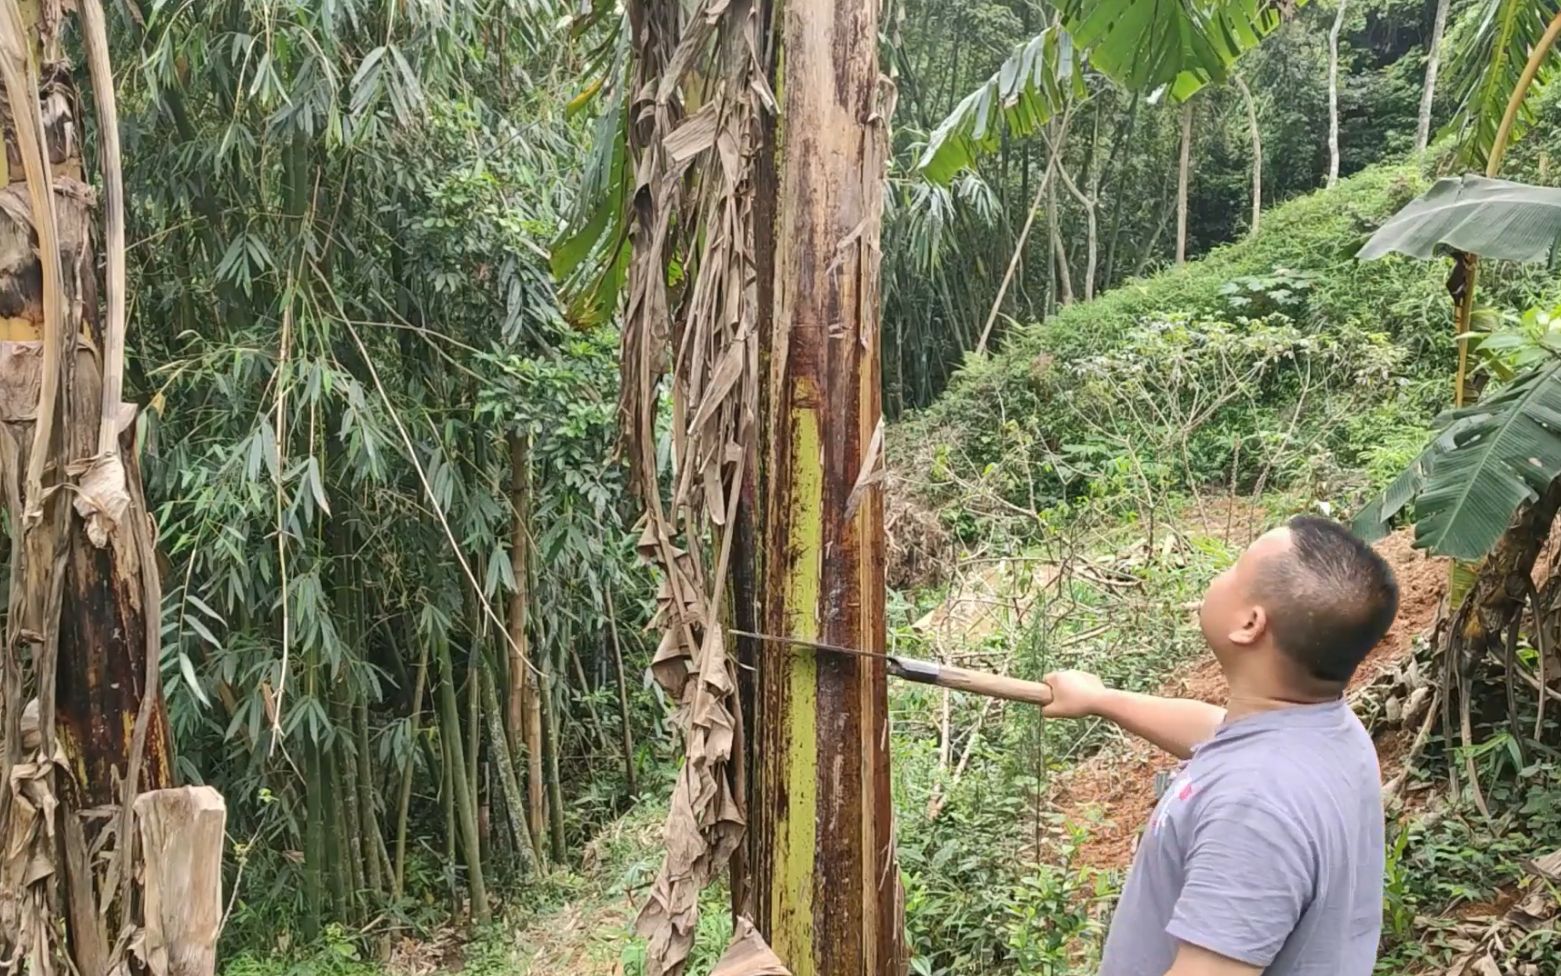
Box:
left=750, top=0, right=903, bottom=972
left=135, top=787, right=227, bottom=976
left=1, top=6, right=178, bottom=971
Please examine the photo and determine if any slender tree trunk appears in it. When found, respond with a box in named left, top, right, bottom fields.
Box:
left=507, top=435, right=547, bottom=860
left=1101, top=93, right=1142, bottom=288
left=324, top=732, right=351, bottom=917
left=1054, top=113, right=1099, bottom=300
left=303, top=734, right=325, bottom=940
left=1176, top=100, right=1194, bottom=264
left=1047, top=175, right=1073, bottom=304
left=1328, top=0, right=1346, bottom=187
left=1234, top=75, right=1262, bottom=235
left=752, top=0, right=904, bottom=971
left=1416, top=0, right=1451, bottom=153
left=506, top=434, right=529, bottom=752
left=338, top=703, right=367, bottom=917
left=480, top=656, right=538, bottom=873
left=356, top=698, right=385, bottom=900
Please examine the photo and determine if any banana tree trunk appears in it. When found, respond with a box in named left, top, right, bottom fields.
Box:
left=0, top=4, right=183, bottom=972
left=750, top=0, right=904, bottom=972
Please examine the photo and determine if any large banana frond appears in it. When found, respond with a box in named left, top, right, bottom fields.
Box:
left=1064, top=0, right=1291, bottom=101
left=916, top=27, right=1084, bottom=184
left=918, top=1, right=1298, bottom=182
left=1357, top=175, right=1561, bottom=263
left=1443, top=0, right=1557, bottom=170
left=1354, top=360, right=1561, bottom=561
left=550, top=16, right=631, bottom=325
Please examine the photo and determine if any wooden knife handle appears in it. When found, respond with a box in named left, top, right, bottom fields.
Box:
left=932, top=664, right=1053, bottom=707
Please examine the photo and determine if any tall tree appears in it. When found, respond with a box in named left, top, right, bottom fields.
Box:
left=0, top=1, right=178, bottom=970
left=1416, top=0, right=1452, bottom=152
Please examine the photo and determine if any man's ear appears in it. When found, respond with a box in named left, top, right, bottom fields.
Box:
left=1227, top=605, right=1267, bottom=647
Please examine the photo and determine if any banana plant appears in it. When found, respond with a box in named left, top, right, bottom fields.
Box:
left=1353, top=0, right=1561, bottom=607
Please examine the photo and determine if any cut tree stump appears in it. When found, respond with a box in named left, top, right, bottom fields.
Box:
left=134, top=786, right=226, bottom=976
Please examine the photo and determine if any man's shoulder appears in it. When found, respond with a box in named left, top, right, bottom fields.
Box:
left=1192, top=720, right=1378, bottom=808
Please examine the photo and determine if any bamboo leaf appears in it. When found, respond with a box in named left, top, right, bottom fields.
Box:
left=178, top=652, right=212, bottom=708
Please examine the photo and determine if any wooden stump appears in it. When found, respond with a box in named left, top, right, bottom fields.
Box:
left=134, top=786, right=226, bottom=976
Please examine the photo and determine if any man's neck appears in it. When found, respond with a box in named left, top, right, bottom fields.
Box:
left=1223, top=673, right=1341, bottom=722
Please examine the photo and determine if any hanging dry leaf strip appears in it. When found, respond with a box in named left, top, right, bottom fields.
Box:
left=619, top=1, right=772, bottom=974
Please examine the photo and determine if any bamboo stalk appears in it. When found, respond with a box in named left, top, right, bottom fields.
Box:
left=435, top=634, right=489, bottom=922
left=323, top=732, right=351, bottom=918
left=542, top=661, right=567, bottom=862
left=303, top=735, right=325, bottom=942
left=481, top=658, right=538, bottom=873
left=392, top=635, right=431, bottom=898
left=604, top=588, right=639, bottom=798
left=356, top=697, right=384, bottom=900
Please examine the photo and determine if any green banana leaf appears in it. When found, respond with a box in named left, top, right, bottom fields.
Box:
left=1354, top=360, right=1561, bottom=561
left=918, top=0, right=1301, bottom=183
left=1064, top=0, right=1289, bottom=102
left=916, top=27, right=1084, bottom=185
left=1357, top=175, right=1561, bottom=264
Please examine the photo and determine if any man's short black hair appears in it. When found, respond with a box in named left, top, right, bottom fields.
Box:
left=1258, top=515, right=1399, bottom=686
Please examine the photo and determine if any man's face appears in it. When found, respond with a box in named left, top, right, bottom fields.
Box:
left=1199, top=527, right=1291, bottom=664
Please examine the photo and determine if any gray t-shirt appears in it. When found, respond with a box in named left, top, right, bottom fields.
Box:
left=1099, top=699, right=1383, bottom=975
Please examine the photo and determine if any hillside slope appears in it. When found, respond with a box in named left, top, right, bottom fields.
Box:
left=888, top=157, right=1560, bottom=574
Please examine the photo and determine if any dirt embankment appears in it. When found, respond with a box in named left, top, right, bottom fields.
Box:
left=1046, top=528, right=1448, bottom=871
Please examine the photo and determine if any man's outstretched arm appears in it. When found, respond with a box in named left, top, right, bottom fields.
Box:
left=1042, top=670, right=1225, bottom=760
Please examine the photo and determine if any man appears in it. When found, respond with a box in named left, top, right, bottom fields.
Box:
left=1043, top=515, right=1397, bottom=976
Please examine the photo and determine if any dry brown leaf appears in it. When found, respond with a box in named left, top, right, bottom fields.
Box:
left=71, top=452, right=130, bottom=546
left=710, top=919, right=790, bottom=976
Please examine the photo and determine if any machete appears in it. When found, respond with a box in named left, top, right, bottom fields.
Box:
left=730, top=629, right=1053, bottom=707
